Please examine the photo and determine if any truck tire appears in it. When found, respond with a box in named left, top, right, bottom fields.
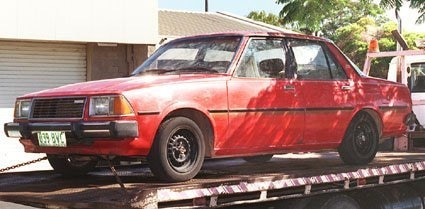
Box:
left=47, top=154, right=98, bottom=176
left=351, top=184, right=423, bottom=209
left=338, top=113, right=378, bottom=165
left=242, top=154, right=273, bottom=163
left=148, top=117, right=205, bottom=182
left=305, top=194, right=360, bottom=209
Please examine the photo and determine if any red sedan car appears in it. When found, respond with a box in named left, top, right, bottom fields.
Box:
left=5, top=32, right=413, bottom=182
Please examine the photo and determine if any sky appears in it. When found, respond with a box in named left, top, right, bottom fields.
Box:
left=158, top=0, right=425, bottom=33
left=158, top=0, right=281, bottom=16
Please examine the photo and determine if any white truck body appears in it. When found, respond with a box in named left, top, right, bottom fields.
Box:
left=387, top=55, right=425, bottom=127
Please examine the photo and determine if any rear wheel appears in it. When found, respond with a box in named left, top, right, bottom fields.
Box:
left=148, top=117, right=205, bottom=182
left=47, top=154, right=98, bottom=176
left=338, top=113, right=379, bottom=165
left=242, top=154, right=273, bottom=163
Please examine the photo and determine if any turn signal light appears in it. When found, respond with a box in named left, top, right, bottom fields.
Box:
left=113, top=96, right=134, bottom=115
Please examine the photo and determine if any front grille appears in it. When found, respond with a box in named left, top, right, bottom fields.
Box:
left=31, top=97, right=86, bottom=119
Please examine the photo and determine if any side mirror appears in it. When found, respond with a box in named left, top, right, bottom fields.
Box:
left=259, top=59, right=284, bottom=76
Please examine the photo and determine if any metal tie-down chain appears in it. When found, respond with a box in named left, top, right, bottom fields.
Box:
left=0, top=156, right=48, bottom=173
left=0, top=156, right=130, bottom=205
left=107, top=159, right=130, bottom=204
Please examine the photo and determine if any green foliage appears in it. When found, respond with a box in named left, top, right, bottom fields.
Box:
left=334, top=17, right=425, bottom=78
left=247, top=11, right=282, bottom=27
left=333, top=22, right=367, bottom=65
left=404, top=32, right=425, bottom=49
left=276, top=0, right=387, bottom=37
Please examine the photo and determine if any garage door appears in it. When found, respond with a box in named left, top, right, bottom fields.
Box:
left=0, top=41, right=86, bottom=108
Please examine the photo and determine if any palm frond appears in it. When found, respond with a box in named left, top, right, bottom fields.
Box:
left=408, top=0, right=425, bottom=24
left=379, top=0, right=403, bottom=10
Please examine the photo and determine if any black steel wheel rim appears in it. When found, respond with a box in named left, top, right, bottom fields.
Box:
left=353, top=122, right=374, bottom=155
left=167, top=129, right=198, bottom=173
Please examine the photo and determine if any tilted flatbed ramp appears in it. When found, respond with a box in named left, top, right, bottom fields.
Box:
left=0, top=152, right=424, bottom=208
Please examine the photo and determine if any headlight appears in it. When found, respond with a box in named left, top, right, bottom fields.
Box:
left=14, top=99, right=32, bottom=119
left=89, top=95, right=134, bottom=117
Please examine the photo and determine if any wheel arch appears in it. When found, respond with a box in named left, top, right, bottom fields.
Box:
left=354, top=108, right=383, bottom=139
left=161, top=108, right=214, bottom=157
left=338, top=108, right=382, bottom=165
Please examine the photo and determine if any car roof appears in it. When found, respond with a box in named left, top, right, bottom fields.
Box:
left=173, top=31, right=330, bottom=43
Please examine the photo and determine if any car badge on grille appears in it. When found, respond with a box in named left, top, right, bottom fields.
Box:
left=74, top=99, right=85, bottom=104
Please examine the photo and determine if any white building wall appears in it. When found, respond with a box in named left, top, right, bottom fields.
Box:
left=0, top=0, right=158, bottom=44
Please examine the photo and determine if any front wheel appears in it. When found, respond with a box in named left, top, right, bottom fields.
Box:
left=338, top=113, right=379, bottom=165
left=148, top=117, right=205, bottom=182
left=47, top=154, right=98, bottom=176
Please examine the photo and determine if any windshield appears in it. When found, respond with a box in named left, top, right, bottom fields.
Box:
left=131, top=36, right=242, bottom=76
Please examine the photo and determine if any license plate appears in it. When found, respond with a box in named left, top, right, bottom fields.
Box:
left=37, top=131, right=67, bottom=147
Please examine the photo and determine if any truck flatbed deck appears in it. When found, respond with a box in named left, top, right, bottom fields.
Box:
left=0, top=151, right=424, bottom=208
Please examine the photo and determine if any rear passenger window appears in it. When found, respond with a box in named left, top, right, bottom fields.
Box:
left=288, top=39, right=347, bottom=80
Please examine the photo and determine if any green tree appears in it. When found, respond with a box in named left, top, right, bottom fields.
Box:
left=247, top=10, right=282, bottom=27
left=276, top=0, right=386, bottom=37
left=334, top=18, right=425, bottom=78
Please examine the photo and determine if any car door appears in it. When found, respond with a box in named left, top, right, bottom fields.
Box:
left=220, top=38, right=304, bottom=154
left=287, top=38, right=355, bottom=146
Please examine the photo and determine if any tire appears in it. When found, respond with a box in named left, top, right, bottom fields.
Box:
left=242, top=154, right=273, bottom=163
left=338, top=113, right=379, bottom=165
left=148, top=117, right=205, bottom=182
left=47, top=154, right=98, bottom=176
left=304, top=194, right=360, bottom=209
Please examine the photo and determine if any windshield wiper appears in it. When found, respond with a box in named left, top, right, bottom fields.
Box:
left=132, top=67, right=220, bottom=76
left=134, top=69, right=178, bottom=76
left=177, top=67, right=219, bottom=74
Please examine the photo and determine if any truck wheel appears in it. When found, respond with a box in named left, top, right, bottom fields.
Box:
left=242, top=154, right=273, bottom=163
left=305, top=194, right=360, bottom=209
left=47, top=154, right=98, bottom=176
left=338, top=113, right=378, bottom=165
left=148, top=117, right=205, bottom=182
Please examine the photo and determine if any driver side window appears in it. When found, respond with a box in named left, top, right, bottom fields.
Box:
left=236, top=39, right=287, bottom=79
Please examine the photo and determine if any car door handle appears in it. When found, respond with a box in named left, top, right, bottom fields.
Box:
left=284, top=85, right=295, bottom=91
left=341, top=86, right=352, bottom=91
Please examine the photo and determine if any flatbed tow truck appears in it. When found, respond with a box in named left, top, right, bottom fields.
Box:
left=2, top=32, right=425, bottom=209
left=0, top=151, right=425, bottom=208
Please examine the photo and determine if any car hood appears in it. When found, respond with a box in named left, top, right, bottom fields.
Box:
left=19, top=74, right=228, bottom=98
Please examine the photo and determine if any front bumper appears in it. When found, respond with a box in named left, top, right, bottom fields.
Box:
left=4, top=121, right=138, bottom=139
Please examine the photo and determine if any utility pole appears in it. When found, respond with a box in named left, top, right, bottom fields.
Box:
left=395, top=9, right=402, bottom=51
left=205, top=0, right=208, bottom=12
